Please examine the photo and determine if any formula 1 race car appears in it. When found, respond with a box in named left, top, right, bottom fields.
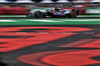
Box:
left=26, top=7, right=79, bottom=18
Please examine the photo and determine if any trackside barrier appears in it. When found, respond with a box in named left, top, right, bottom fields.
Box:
left=0, top=7, right=28, bottom=15
left=86, top=7, right=100, bottom=15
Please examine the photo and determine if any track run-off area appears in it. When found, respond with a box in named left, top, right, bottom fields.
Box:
left=0, top=15, right=100, bottom=66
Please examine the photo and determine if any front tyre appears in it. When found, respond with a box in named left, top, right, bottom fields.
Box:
left=69, top=11, right=77, bottom=18
left=34, top=11, right=43, bottom=18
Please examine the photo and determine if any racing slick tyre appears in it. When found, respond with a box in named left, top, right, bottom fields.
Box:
left=34, top=11, right=43, bottom=18
left=72, top=9, right=79, bottom=15
left=69, top=11, right=77, bottom=18
left=26, top=13, right=33, bottom=17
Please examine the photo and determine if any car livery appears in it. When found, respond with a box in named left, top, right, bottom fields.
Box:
left=26, top=8, right=79, bottom=18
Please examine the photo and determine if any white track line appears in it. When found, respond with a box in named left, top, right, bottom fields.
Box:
left=28, top=20, right=60, bottom=22
left=63, top=19, right=100, bottom=21
left=0, top=20, right=17, bottom=22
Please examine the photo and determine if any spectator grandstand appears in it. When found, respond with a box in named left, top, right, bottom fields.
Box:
left=0, top=0, right=100, bottom=3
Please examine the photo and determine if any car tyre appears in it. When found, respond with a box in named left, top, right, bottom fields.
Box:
left=69, top=11, right=77, bottom=18
left=34, top=11, right=43, bottom=18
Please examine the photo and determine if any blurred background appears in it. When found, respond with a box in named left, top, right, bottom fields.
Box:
left=0, top=0, right=100, bottom=15
left=0, top=0, right=100, bottom=3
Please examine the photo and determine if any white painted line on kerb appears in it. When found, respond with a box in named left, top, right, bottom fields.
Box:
left=0, top=20, right=17, bottom=22
left=78, top=16, right=100, bottom=17
left=63, top=19, right=100, bottom=21
left=28, top=20, right=60, bottom=22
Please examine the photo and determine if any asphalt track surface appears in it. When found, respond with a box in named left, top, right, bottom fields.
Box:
left=0, top=17, right=99, bottom=19
left=0, top=17, right=100, bottom=66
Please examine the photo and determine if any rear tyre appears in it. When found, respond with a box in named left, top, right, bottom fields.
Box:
left=72, top=9, right=79, bottom=15
left=69, top=11, right=77, bottom=18
left=34, top=11, right=43, bottom=18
